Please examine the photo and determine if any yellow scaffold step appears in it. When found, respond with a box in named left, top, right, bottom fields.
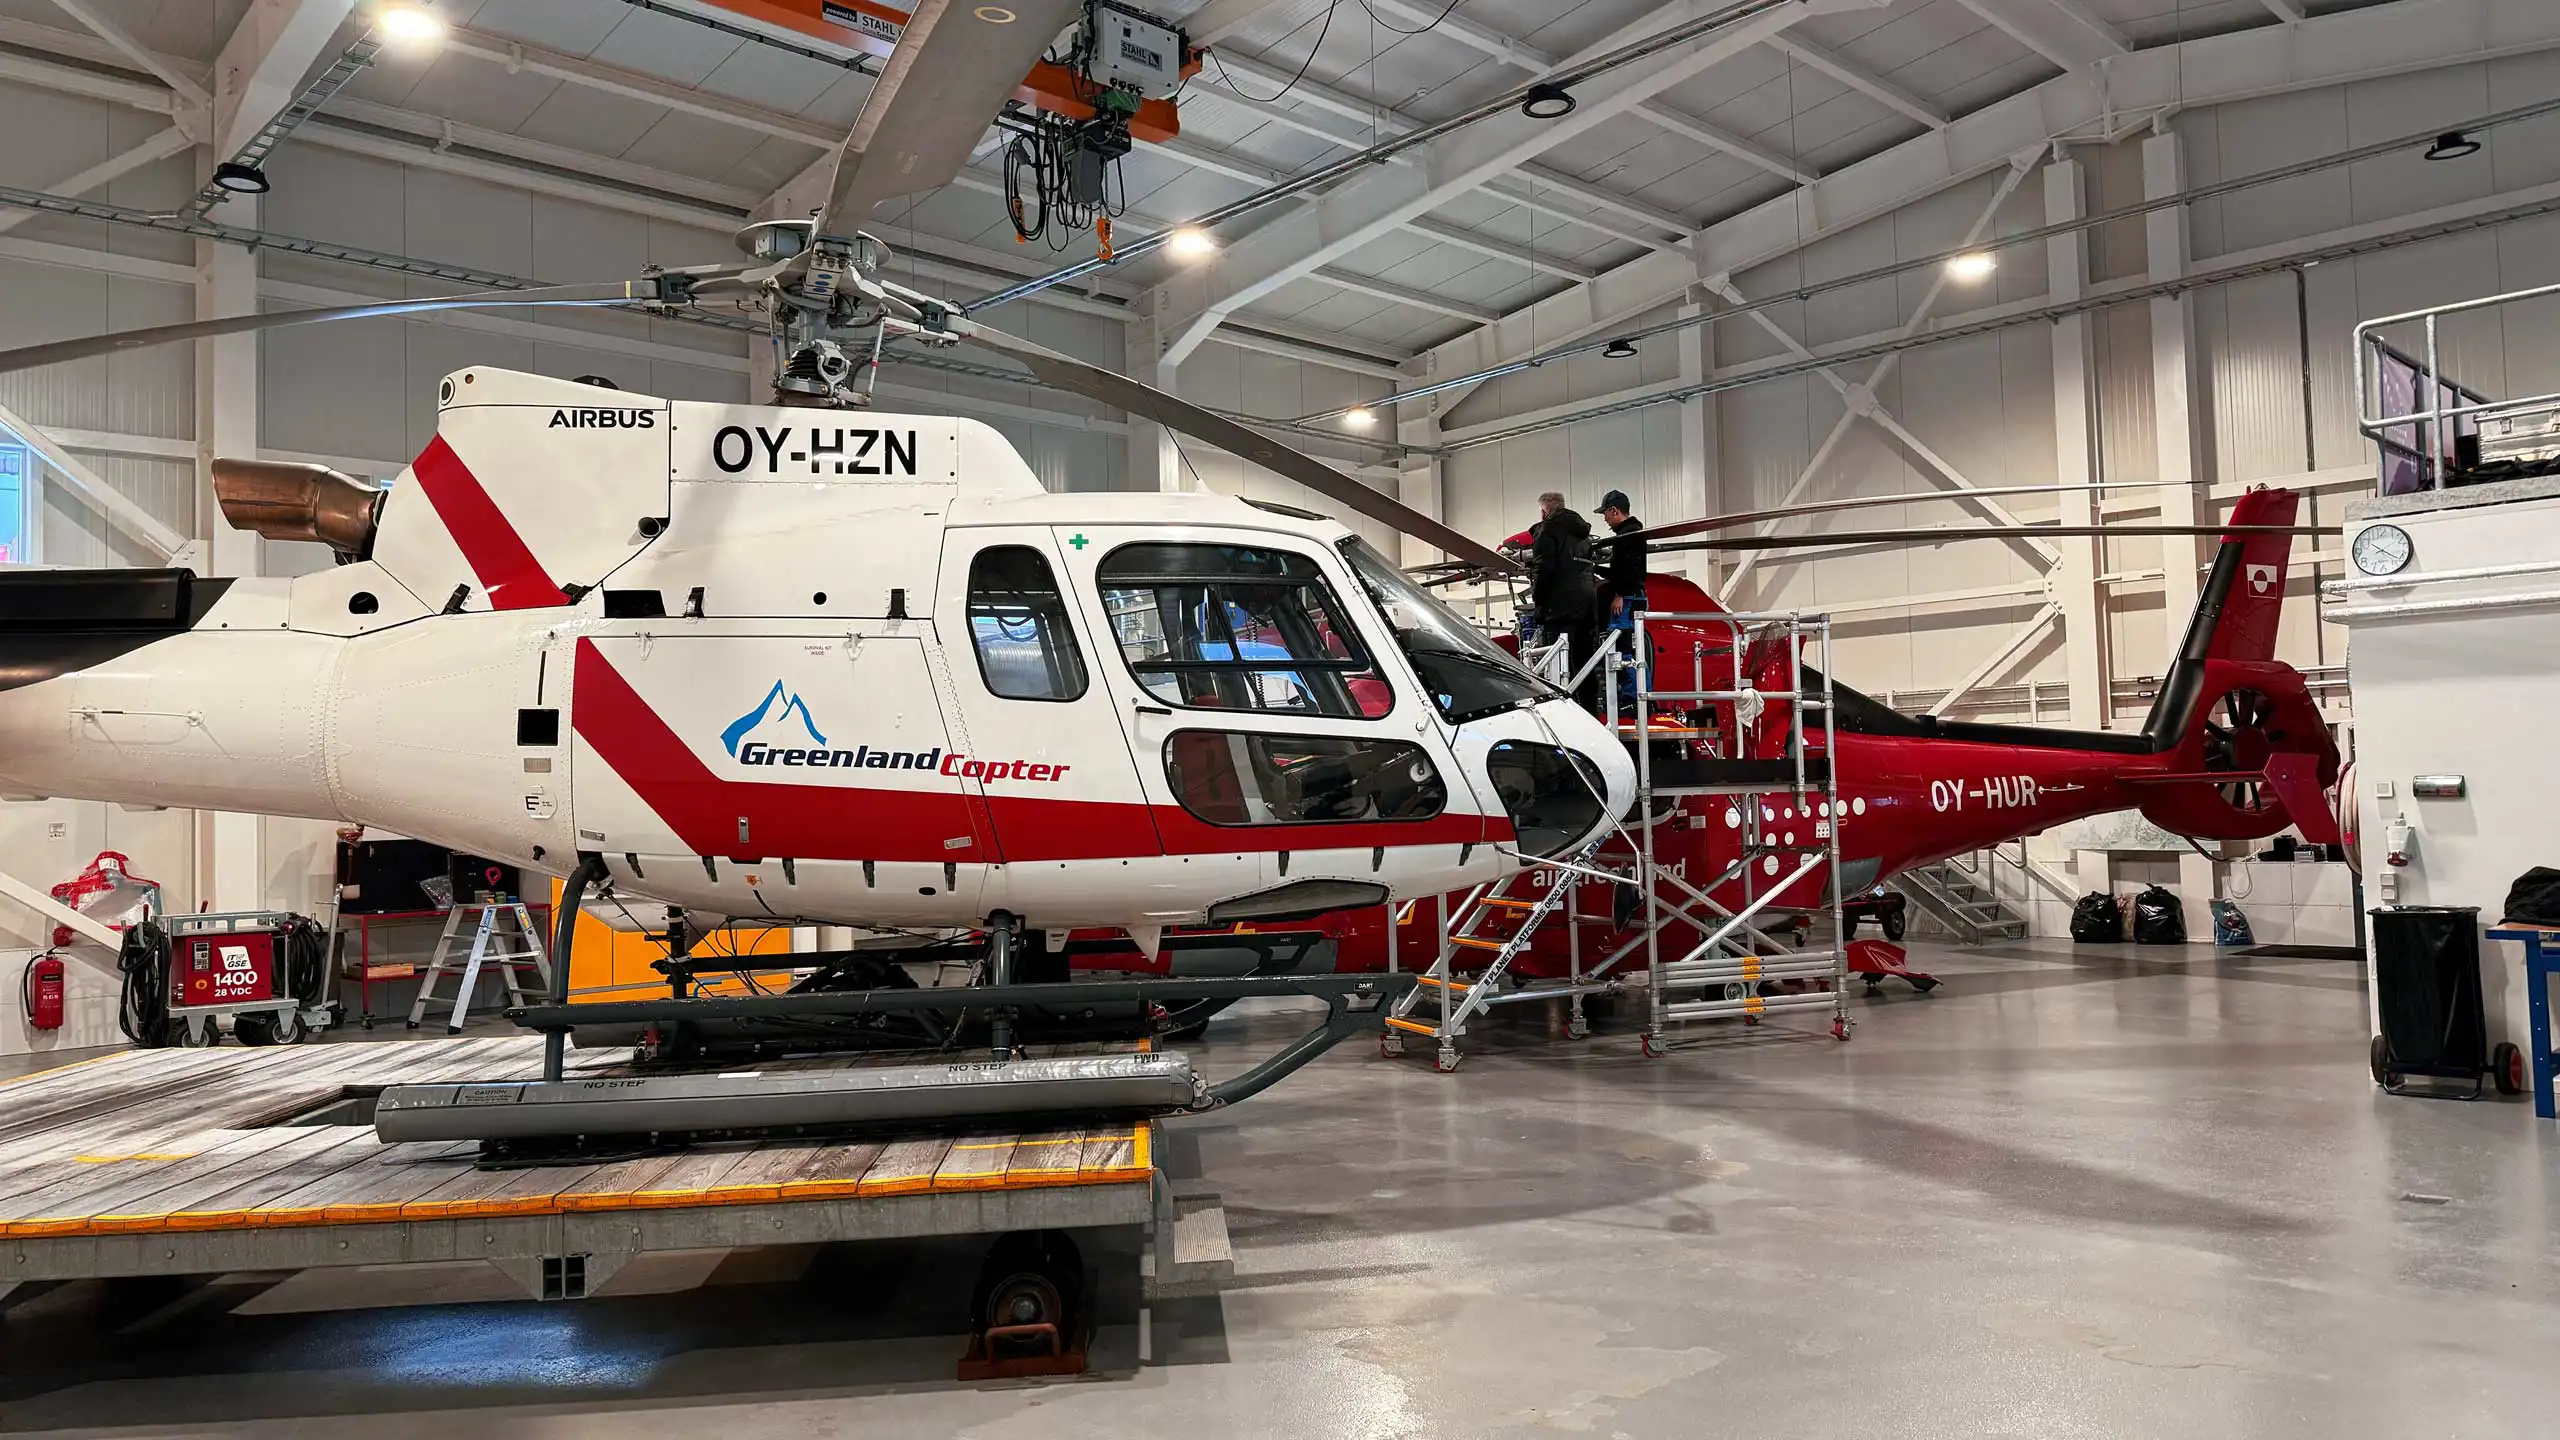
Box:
left=1415, top=975, right=1472, bottom=993
left=1383, top=1016, right=1439, bottom=1036
left=1477, top=896, right=1538, bottom=911
left=1450, top=935, right=1510, bottom=952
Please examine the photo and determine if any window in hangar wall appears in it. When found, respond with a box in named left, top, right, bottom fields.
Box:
left=0, top=443, right=30, bottom=564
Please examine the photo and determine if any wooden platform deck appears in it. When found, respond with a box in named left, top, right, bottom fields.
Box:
left=0, top=1038, right=1157, bottom=1291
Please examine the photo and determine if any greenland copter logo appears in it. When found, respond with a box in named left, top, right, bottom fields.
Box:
left=721, top=681, right=826, bottom=759
left=2247, top=563, right=2279, bottom=594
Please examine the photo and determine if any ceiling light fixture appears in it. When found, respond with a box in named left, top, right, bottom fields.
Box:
left=1168, top=228, right=1218, bottom=259
left=1520, top=83, right=1576, bottom=121
left=1343, top=407, right=1378, bottom=431
left=1945, top=252, right=1997, bottom=284
left=210, top=161, right=270, bottom=195
left=2424, top=130, right=2482, bottom=161
left=377, top=5, right=445, bottom=45
left=1602, top=338, right=1638, bottom=359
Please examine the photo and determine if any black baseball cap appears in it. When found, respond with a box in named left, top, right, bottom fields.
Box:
left=1594, top=489, right=1631, bottom=513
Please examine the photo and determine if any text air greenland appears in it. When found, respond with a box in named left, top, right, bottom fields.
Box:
left=717, top=682, right=1071, bottom=785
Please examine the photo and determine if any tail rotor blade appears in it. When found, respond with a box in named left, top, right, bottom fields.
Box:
left=957, top=322, right=1523, bottom=576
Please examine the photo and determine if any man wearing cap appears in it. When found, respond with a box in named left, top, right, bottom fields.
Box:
left=1596, top=490, right=1648, bottom=707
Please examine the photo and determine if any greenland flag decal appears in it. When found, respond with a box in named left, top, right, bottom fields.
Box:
left=2248, top=563, right=2278, bottom=594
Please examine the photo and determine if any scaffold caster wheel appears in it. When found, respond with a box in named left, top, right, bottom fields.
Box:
left=1832, top=1017, right=1853, bottom=1042
left=1567, top=1015, right=1590, bottom=1040
left=1640, top=1031, right=1665, bottom=1059
left=1380, top=1033, right=1406, bottom=1059
left=1434, top=1048, right=1461, bottom=1074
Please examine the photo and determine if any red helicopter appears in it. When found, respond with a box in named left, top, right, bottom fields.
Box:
left=1078, top=485, right=2342, bottom=1008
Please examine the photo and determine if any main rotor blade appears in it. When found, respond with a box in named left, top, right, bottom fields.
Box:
left=0, top=282, right=654, bottom=376
left=959, top=323, right=1523, bottom=575
left=1652, top=524, right=2334, bottom=553
left=817, top=0, right=1084, bottom=240
left=1602, top=481, right=2261, bottom=548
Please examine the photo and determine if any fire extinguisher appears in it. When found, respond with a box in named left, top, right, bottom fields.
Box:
left=21, top=953, right=65, bottom=1032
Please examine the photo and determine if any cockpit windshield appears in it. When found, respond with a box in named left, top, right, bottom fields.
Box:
left=1338, top=537, right=1554, bottom=723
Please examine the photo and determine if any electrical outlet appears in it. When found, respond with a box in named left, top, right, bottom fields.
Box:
left=46, top=821, right=65, bottom=839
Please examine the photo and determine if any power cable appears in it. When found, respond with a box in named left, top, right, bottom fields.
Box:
left=1205, top=0, right=1341, bottom=103
left=1361, top=0, right=1470, bottom=37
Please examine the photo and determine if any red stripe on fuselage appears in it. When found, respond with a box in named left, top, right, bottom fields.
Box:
left=570, top=638, right=1507, bottom=863
left=409, top=435, right=566, bottom=610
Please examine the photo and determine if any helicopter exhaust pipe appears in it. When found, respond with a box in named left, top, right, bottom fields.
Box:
left=210, top=458, right=383, bottom=558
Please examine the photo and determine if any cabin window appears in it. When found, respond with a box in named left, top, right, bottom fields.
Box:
left=1163, top=732, right=1446, bottom=826
left=967, top=546, right=1089, bottom=702
left=1096, top=543, right=1390, bottom=718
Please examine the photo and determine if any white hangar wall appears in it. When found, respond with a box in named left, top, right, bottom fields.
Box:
left=1434, top=48, right=2560, bottom=731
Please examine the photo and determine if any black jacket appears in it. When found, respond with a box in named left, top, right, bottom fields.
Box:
left=1601, top=514, right=1648, bottom=606
left=1531, top=508, right=1595, bottom=621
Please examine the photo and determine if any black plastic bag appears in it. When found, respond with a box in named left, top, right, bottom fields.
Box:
left=2133, top=885, right=2186, bottom=944
left=2070, top=891, right=2124, bottom=943
left=2503, top=867, right=2560, bottom=926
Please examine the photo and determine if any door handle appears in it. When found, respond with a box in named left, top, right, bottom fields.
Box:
left=1132, top=703, right=1173, bottom=717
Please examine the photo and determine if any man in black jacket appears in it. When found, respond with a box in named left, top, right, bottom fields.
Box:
left=1596, top=489, right=1648, bottom=707
left=1529, top=491, right=1600, bottom=708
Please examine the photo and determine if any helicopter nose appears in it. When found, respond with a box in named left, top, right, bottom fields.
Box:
left=1482, top=699, right=1638, bottom=858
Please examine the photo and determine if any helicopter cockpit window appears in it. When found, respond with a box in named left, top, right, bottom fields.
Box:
left=1164, top=732, right=1447, bottom=826
left=967, top=546, right=1089, bottom=702
left=1096, top=543, right=1390, bottom=718
left=1337, top=536, right=1553, bottom=724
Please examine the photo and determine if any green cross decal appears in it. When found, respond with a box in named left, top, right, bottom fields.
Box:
left=1068, top=533, right=1090, bottom=550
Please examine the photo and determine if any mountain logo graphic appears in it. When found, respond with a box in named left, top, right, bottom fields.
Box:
left=721, top=681, right=828, bottom=758
left=2247, top=563, right=2278, bottom=594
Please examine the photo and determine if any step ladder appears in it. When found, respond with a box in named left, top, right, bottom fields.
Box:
left=405, top=901, right=552, bottom=1034
left=1383, top=840, right=1607, bottom=1073
left=1896, top=859, right=2029, bottom=943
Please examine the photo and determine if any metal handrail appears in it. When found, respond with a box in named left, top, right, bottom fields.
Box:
left=2352, top=284, right=2560, bottom=492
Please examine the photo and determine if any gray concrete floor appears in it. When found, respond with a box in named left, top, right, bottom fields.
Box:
left=5, top=938, right=2559, bottom=1437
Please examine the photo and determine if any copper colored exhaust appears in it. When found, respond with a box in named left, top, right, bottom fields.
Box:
left=210, top=458, right=383, bottom=556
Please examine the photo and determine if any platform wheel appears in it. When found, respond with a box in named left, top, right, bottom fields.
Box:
left=1434, top=1047, right=1462, bottom=1075
left=172, top=1015, right=213, bottom=1047
left=2493, top=1041, right=2527, bottom=1097
left=1832, top=1016, right=1853, bottom=1042
left=1882, top=911, right=1907, bottom=942
left=1380, top=1032, right=1406, bottom=1059
left=2369, top=1034, right=2399, bottom=1090
left=232, top=1013, right=278, bottom=1047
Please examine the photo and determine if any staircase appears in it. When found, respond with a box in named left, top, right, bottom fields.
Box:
left=1383, top=839, right=1608, bottom=1073
left=1896, top=859, right=2029, bottom=944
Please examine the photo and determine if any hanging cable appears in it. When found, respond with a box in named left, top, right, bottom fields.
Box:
left=1361, top=0, right=1470, bottom=36
left=1205, top=0, right=1340, bottom=103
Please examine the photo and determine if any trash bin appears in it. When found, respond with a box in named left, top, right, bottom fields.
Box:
left=2369, top=905, right=2521, bottom=1097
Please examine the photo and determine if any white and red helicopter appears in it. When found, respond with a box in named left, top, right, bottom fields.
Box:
left=0, top=0, right=1656, bottom=1138
left=0, top=1, right=2339, bottom=1133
